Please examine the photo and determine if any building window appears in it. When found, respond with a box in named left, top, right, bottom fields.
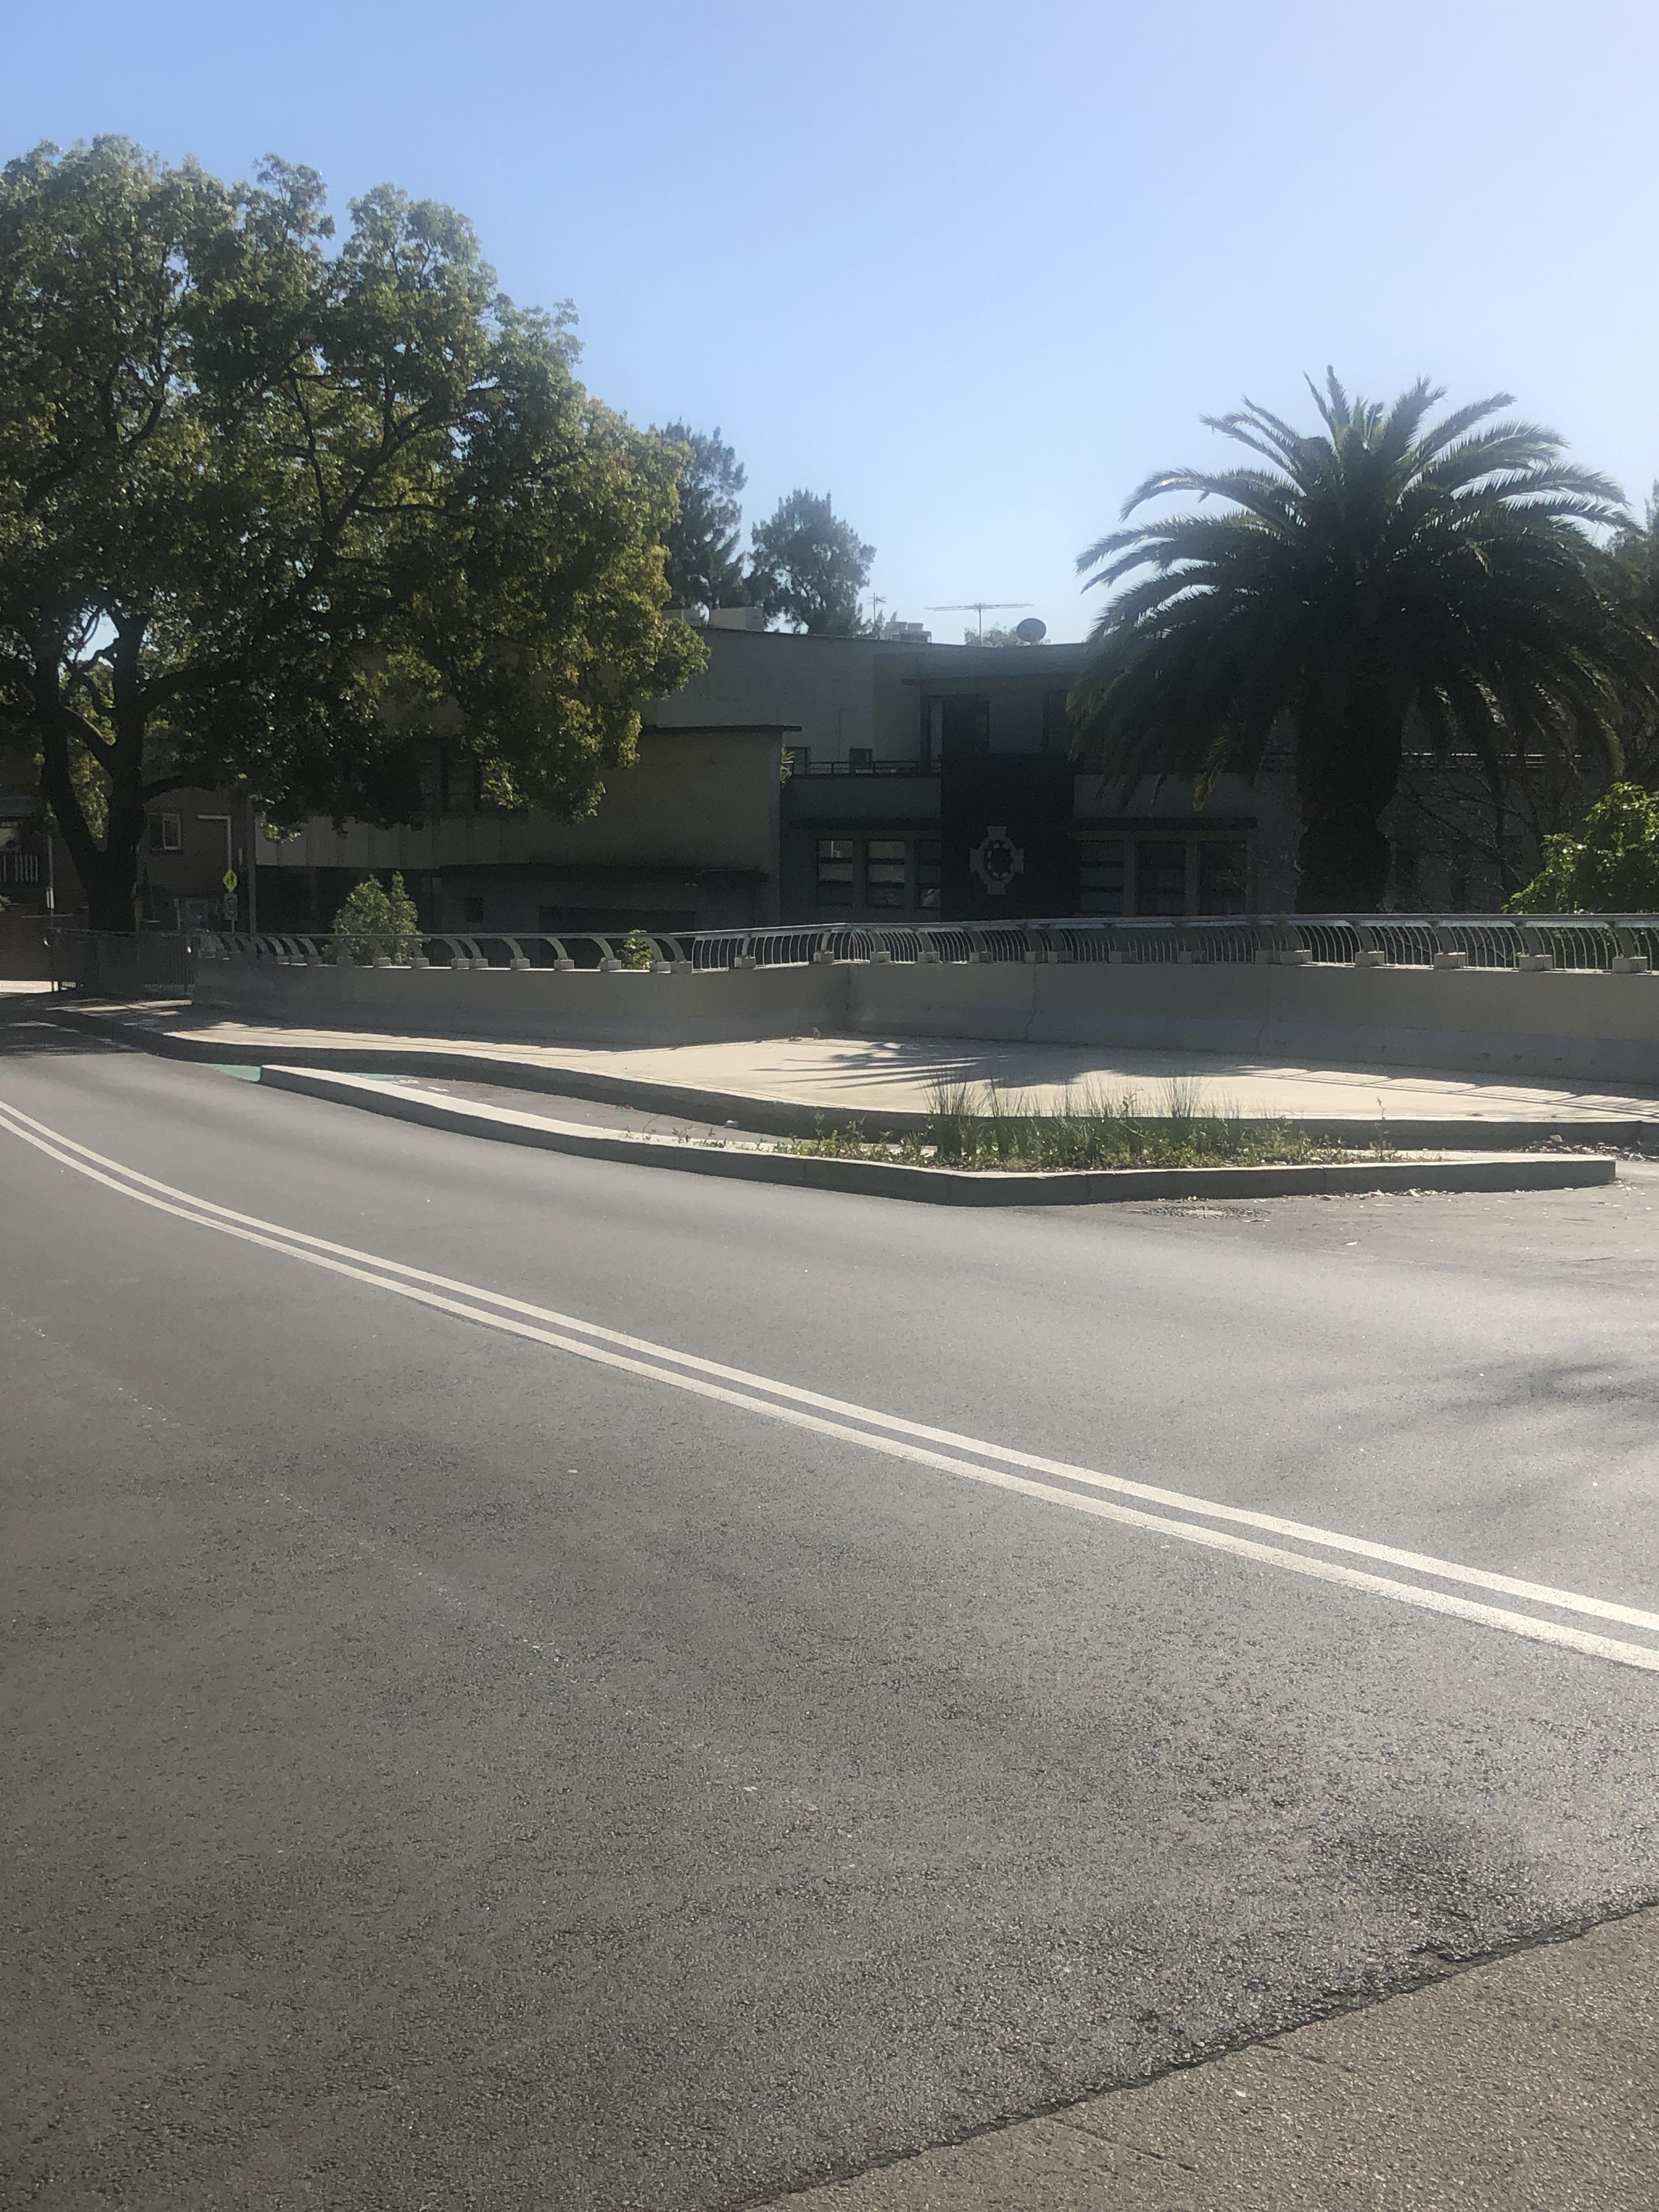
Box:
left=848, top=747, right=874, bottom=772
left=440, top=747, right=484, bottom=812
left=939, top=696, right=991, bottom=755
left=1078, top=839, right=1126, bottom=915
left=816, top=838, right=855, bottom=906
left=1197, top=839, right=1249, bottom=915
left=148, top=812, right=182, bottom=854
left=1136, top=839, right=1188, bottom=916
left=866, top=839, right=907, bottom=909
left=1042, top=692, right=1075, bottom=753
left=917, top=838, right=941, bottom=910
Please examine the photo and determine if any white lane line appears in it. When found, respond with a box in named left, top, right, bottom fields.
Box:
left=3, top=1094, right=1658, bottom=1676
left=4, top=1092, right=1656, bottom=1645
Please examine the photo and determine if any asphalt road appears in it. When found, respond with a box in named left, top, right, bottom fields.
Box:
left=4, top=1009, right=1658, bottom=2209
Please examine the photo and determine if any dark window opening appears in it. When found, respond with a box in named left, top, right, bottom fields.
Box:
left=866, top=839, right=906, bottom=909
left=441, top=747, right=484, bottom=812
left=148, top=813, right=182, bottom=854
left=848, top=747, right=874, bottom=772
left=816, top=838, right=855, bottom=906
left=1136, top=839, right=1188, bottom=917
left=1078, top=838, right=1126, bottom=916
left=939, top=696, right=991, bottom=756
left=917, top=838, right=941, bottom=911
left=1197, top=839, right=1249, bottom=915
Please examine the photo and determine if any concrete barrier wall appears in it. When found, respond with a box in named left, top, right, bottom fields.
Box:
left=194, top=955, right=1659, bottom=1081
left=193, top=958, right=849, bottom=1046
left=848, top=960, right=1659, bottom=1082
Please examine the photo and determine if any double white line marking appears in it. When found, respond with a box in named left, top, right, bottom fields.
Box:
left=5, top=1088, right=1658, bottom=1675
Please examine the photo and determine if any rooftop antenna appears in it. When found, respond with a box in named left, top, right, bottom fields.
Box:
left=926, top=600, right=1031, bottom=642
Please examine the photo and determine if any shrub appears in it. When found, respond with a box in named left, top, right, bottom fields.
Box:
left=331, top=871, right=422, bottom=962
left=1508, top=784, right=1659, bottom=912
left=619, top=928, right=655, bottom=969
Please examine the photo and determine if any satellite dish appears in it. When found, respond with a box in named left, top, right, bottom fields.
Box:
left=1014, top=616, right=1047, bottom=644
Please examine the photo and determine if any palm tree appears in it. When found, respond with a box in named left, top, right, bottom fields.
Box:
left=1070, top=373, right=1659, bottom=911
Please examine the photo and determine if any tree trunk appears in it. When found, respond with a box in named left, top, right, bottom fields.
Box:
left=78, top=832, right=146, bottom=931
left=1295, top=808, right=1392, bottom=912
left=30, top=628, right=150, bottom=930
left=1295, top=689, right=1402, bottom=913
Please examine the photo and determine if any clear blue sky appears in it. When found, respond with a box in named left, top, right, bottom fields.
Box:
left=6, top=0, right=1657, bottom=642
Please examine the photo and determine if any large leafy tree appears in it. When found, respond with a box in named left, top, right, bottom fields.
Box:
left=1508, top=783, right=1659, bottom=912
left=0, top=138, right=703, bottom=929
left=656, top=421, right=747, bottom=616
left=748, top=489, right=873, bottom=635
left=1070, top=373, right=1659, bottom=911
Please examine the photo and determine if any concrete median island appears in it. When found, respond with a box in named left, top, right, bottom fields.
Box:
left=253, top=1064, right=1617, bottom=1207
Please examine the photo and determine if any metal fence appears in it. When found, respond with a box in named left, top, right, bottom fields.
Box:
left=187, top=913, right=1659, bottom=976
left=50, top=928, right=204, bottom=997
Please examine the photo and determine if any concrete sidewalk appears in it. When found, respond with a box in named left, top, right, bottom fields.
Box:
left=761, top=1904, right=1659, bottom=2211
left=46, top=1000, right=1659, bottom=1133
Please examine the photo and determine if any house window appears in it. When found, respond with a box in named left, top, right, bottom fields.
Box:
left=848, top=747, right=874, bottom=772
left=148, top=812, right=182, bottom=854
left=440, top=747, right=484, bottom=812
left=1078, top=839, right=1126, bottom=915
left=1197, top=839, right=1249, bottom=915
left=917, top=838, right=941, bottom=910
left=1136, top=839, right=1188, bottom=916
left=940, top=696, right=991, bottom=755
left=816, top=838, right=855, bottom=906
left=866, top=839, right=907, bottom=909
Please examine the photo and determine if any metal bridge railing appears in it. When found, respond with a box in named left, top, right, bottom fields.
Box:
left=175, top=913, right=1659, bottom=978
left=672, top=915, right=1659, bottom=972
left=49, top=928, right=204, bottom=997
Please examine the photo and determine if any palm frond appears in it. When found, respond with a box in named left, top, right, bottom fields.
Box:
left=1072, top=369, right=1659, bottom=882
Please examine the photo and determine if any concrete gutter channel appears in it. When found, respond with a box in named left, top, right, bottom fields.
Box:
left=754, top=1902, right=1659, bottom=2211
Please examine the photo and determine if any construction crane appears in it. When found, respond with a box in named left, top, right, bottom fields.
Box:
left=926, top=600, right=1032, bottom=643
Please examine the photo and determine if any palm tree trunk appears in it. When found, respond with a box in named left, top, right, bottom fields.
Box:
left=1295, top=690, right=1402, bottom=912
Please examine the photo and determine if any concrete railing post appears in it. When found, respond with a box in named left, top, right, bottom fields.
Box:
left=1353, top=919, right=1386, bottom=968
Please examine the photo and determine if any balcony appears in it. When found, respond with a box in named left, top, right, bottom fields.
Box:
left=791, top=757, right=940, bottom=777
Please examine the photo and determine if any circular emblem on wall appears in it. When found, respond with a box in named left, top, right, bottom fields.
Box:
left=968, top=824, right=1025, bottom=897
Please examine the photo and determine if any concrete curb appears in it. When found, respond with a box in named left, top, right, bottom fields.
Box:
left=258, top=1064, right=1620, bottom=1207
left=35, top=1001, right=1659, bottom=1153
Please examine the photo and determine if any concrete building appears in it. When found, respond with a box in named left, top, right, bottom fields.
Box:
left=13, top=623, right=1522, bottom=955
left=247, top=619, right=1304, bottom=935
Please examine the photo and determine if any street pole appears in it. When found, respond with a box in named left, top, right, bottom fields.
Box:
left=247, top=797, right=259, bottom=938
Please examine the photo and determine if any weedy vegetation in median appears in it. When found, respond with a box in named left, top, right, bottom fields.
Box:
left=783, top=1078, right=1388, bottom=1172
